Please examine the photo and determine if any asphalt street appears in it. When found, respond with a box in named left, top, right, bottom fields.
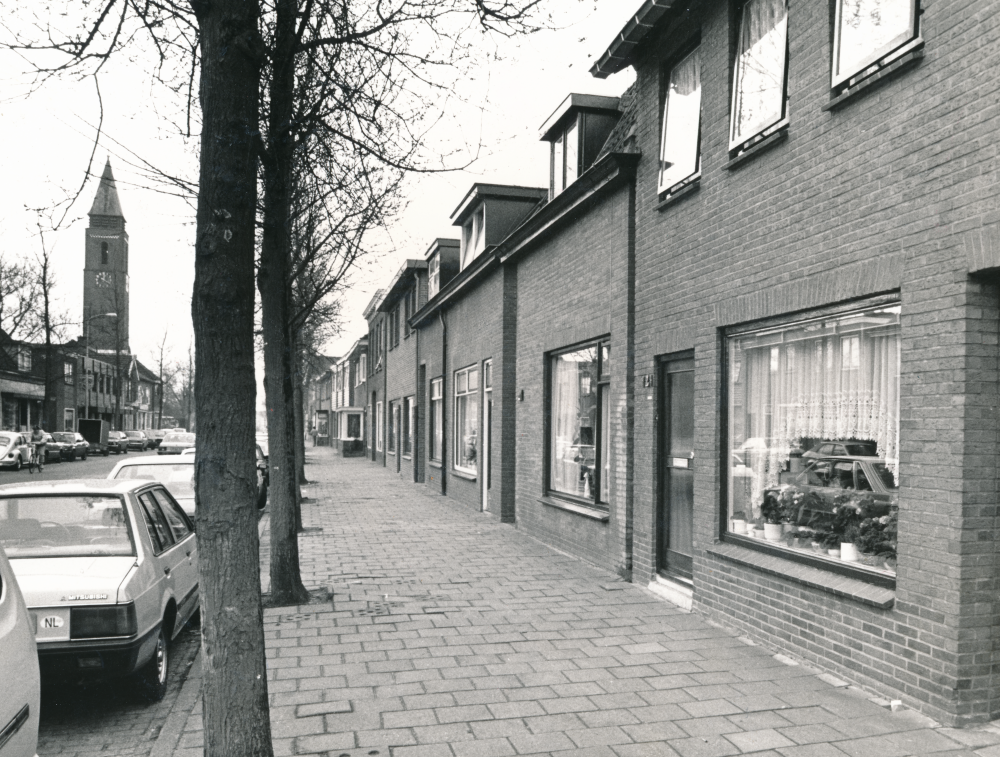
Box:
left=0, top=448, right=160, bottom=483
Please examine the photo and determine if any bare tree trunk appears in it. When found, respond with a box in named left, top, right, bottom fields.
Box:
left=190, top=0, right=273, bottom=754
left=259, top=0, right=309, bottom=605
left=292, top=342, right=307, bottom=486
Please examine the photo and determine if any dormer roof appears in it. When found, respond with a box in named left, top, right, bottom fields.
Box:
left=425, top=238, right=460, bottom=260
left=450, top=184, right=548, bottom=226
left=591, top=0, right=681, bottom=79
left=539, top=94, right=621, bottom=142
left=377, top=259, right=427, bottom=311
left=88, top=159, right=125, bottom=218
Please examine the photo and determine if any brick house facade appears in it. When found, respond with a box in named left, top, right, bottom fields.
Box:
left=322, top=0, right=1000, bottom=726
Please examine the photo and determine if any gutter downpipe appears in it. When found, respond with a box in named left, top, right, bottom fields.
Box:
left=439, top=309, right=447, bottom=497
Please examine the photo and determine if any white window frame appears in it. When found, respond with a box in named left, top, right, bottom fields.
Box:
left=64, top=361, right=75, bottom=385
left=453, top=365, right=479, bottom=475
left=658, top=46, right=702, bottom=195
left=832, top=0, right=918, bottom=87
left=376, top=401, right=384, bottom=452
left=428, top=254, right=441, bottom=299
left=729, top=0, right=789, bottom=152
left=357, top=354, right=366, bottom=384
left=460, top=205, right=486, bottom=270
left=17, top=349, right=31, bottom=372
left=551, top=118, right=581, bottom=197
left=430, top=378, right=443, bottom=463
left=387, top=400, right=397, bottom=454
left=403, top=396, right=414, bottom=458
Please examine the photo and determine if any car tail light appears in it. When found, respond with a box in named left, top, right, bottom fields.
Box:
left=70, top=604, right=138, bottom=639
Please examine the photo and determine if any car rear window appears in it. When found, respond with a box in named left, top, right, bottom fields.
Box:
left=164, top=433, right=196, bottom=444
left=0, top=495, right=135, bottom=558
left=0, top=434, right=14, bottom=446
left=52, top=433, right=75, bottom=443
left=112, top=463, right=194, bottom=500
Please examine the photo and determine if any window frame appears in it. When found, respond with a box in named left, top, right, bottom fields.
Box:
left=402, top=396, right=414, bottom=458
left=460, top=205, right=487, bottom=270
left=658, top=43, right=703, bottom=197
left=551, top=116, right=582, bottom=197
left=544, top=338, right=611, bottom=511
left=453, top=365, right=479, bottom=476
left=64, top=361, right=74, bottom=384
left=729, top=0, right=790, bottom=153
left=831, top=0, right=919, bottom=89
left=430, top=377, right=443, bottom=463
left=376, top=401, right=383, bottom=452
left=722, top=296, right=901, bottom=588
left=428, top=254, right=441, bottom=299
left=387, top=400, right=397, bottom=454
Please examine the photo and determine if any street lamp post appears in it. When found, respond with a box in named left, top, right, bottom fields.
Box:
left=83, top=312, right=117, bottom=421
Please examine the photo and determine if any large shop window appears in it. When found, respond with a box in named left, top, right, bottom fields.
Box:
left=430, top=378, right=443, bottom=462
left=454, top=366, right=479, bottom=474
left=727, top=303, right=900, bottom=577
left=347, top=413, right=361, bottom=440
left=730, top=0, right=788, bottom=151
left=658, top=46, right=702, bottom=195
left=833, top=0, right=918, bottom=87
left=549, top=340, right=610, bottom=509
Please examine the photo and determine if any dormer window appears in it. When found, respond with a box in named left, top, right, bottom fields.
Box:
left=428, top=254, right=441, bottom=299
left=460, top=204, right=486, bottom=269
left=551, top=118, right=580, bottom=196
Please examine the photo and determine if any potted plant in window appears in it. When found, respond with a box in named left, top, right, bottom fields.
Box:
left=761, top=495, right=785, bottom=542
left=730, top=511, right=747, bottom=535
left=820, top=530, right=842, bottom=558
left=840, top=523, right=861, bottom=562
left=750, top=517, right=766, bottom=539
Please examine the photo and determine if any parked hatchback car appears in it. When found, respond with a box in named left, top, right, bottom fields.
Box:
left=109, top=449, right=268, bottom=514
left=50, top=432, right=89, bottom=461
left=0, top=479, right=199, bottom=702
left=0, top=432, right=31, bottom=471
left=801, top=439, right=879, bottom=460
left=0, top=542, right=40, bottom=757
left=149, top=429, right=167, bottom=448
left=107, top=431, right=129, bottom=455
left=158, top=433, right=195, bottom=456
left=125, top=431, right=152, bottom=451
left=40, top=433, right=66, bottom=464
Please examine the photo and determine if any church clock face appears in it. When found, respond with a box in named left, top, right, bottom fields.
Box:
left=95, top=272, right=112, bottom=288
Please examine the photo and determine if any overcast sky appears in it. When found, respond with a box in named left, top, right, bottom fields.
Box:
left=0, top=2, right=635, bottom=375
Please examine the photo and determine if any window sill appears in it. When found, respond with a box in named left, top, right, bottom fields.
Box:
left=824, top=42, right=924, bottom=112
left=707, top=540, right=894, bottom=609
left=402, top=455, right=412, bottom=460
left=656, top=177, right=700, bottom=211
left=451, top=468, right=477, bottom=481
left=538, top=495, right=610, bottom=522
left=387, top=451, right=395, bottom=456
left=429, top=460, right=442, bottom=469
left=726, top=122, right=789, bottom=170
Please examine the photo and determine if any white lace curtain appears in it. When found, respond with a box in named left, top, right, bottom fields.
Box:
left=737, top=327, right=900, bottom=508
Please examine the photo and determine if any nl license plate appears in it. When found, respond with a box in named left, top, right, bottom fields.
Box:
left=33, top=609, right=70, bottom=641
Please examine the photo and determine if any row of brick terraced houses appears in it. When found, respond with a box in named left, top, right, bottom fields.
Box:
left=307, top=0, right=1000, bottom=727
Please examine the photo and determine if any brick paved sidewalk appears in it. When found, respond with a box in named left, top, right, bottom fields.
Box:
left=162, top=448, right=1000, bottom=757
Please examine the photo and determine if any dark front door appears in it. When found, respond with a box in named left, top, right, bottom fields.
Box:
left=658, top=357, right=695, bottom=580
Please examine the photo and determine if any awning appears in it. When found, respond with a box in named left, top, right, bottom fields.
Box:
left=0, top=377, right=45, bottom=399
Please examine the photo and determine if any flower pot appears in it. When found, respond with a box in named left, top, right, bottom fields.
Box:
left=840, top=543, right=859, bottom=562
left=782, top=523, right=795, bottom=535
left=752, top=528, right=765, bottom=539
left=827, top=548, right=841, bottom=558
left=811, top=541, right=822, bottom=553
left=731, top=519, right=746, bottom=534
left=883, top=557, right=897, bottom=572
left=763, top=523, right=783, bottom=542
left=858, top=553, right=880, bottom=566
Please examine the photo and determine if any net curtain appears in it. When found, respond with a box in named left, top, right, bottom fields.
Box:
left=737, top=329, right=900, bottom=510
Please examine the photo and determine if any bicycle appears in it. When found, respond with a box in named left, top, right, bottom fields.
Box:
left=26, top=443, right=43, bottom=474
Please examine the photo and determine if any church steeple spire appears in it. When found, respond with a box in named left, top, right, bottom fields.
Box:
left=88, top=159, right=125, bottom=219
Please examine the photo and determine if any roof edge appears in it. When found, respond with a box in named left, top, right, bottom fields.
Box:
left=591, top=0, right=680, bottom=79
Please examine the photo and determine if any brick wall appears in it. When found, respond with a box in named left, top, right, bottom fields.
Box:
left=514, top=188, right=631, bottom=572
left=627, top=0, right=1000, bottom=725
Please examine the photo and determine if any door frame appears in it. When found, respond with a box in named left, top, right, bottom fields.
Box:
left=656, top=351, right=695, bottom=582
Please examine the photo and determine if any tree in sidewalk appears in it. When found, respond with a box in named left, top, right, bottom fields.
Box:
left=5, top=1, right=273, bottom=753
left=257, top=0, right=547, bottom=605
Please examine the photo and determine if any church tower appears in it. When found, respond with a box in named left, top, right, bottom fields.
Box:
left=83, top=159, right=130, bottom=356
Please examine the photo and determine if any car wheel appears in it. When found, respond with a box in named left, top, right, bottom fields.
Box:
left=103, top=449, right=110, bottom=456
left=256, top=480, right=267, bottom=510
left=81, top=451, right=88, bottom=460
left=12, top=457, right=21, bottom=472
left=134, top=627, right=169, bottom=702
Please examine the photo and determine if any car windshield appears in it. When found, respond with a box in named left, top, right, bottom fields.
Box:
left=52, top=432, right=75, bottom=443
left=126, top=431, right=142, bottom=438
left=164, top=433, right=195, bottom=445
left=0, top=495, right=135, bottom=558
left=112, top=462, right=194, bottom=500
